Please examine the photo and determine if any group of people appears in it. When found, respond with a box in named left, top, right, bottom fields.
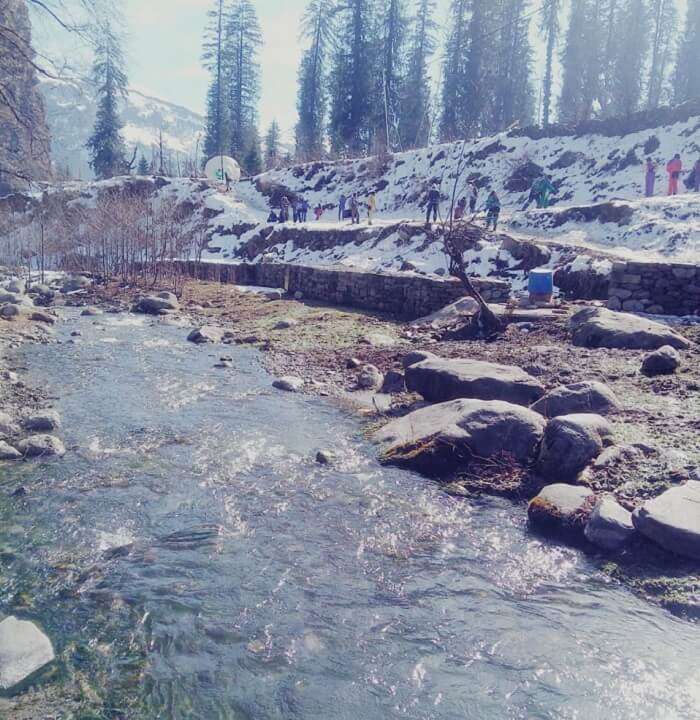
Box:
left=645, top=155, right=700, bottom=197
left=337, top=193, right=378, bottom=225
left=426, top=182, right=502, bottom=231
left=268, top=195, right=325, bottom=224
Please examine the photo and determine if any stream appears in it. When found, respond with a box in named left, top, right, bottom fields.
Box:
left=1, top=310, right=699, bottom=719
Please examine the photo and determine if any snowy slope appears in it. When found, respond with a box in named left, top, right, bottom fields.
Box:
left=227, top=111, right=700, bottom=263
left=41, top=77, right=205, bottom=180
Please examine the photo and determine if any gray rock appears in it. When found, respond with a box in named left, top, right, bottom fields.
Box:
left=584, top=495, right=635, bottom=550
left=537, top=413, right=614, bottom=480
left=81, top=306, right=102, bottom=317
left=641, top=345, right=681, bottom=376
left=273, top=376, right=304, bottom=393
left=381, top=369, right=406, bottom=394
left=28, top=283, right=53, bottom=298
left=345, top=357, right=362, bottom=369
left=3, top=279, right=25, bottom=295
left=528, top=484, right=596, bottom=536
left=0, top=412, right=19, bottom=438
left=357, top=364, right=383, bottom=390
left=17, top=434, right=66, bottom=458
left=274, top=318, right=299, bottom=330
left=570, top=307, right=691, bottom=350
left=530, top=381, right=621, bottom=417
left=316, top=450, right=335, bottom=465
left=294, top=291, right=304, bottom=300
left=361, top=332, right=398, bottom=348
left=134, top=293, right=179, bottom=315
left=593, top=444, right=643, bottom=468
left=406, top=357, right=544, bottom=406
left=23, top=410, right=61, bottom=432
left=0, top=292, right=24, bottom=305
left=262, top=289, right=284, bottom=301
left=61, top=275, right=92, bottom=293
left=375, top=398, right=546, bottom=475
left=632, top=481, right=700, bottom=560
left=0, top=616, right=55, bottom=694
left=0, top=441, right=21, bottom=460
left=187, top=326, right=224, bottom=344
left=402, top=350, right=438, bottom=369
left=30, top=311, right=55, bottom=324
left=0, top=304, right=23, bottom=319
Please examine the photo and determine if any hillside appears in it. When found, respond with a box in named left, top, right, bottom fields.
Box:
left=41, top=77, right=205, bottom=180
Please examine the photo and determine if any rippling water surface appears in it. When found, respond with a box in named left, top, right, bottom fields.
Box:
left=2, top=311, right=699, bottom=719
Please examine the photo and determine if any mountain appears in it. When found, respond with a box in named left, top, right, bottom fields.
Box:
left=40, top=77, right=205, bottom=180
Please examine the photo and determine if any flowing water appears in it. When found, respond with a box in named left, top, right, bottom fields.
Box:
left=1, top=311, right=699, bottom=719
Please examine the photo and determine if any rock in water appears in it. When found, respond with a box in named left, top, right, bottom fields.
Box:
left=632, top=481, right=700, bottom=560
left=187, top=326, right=224, bottom=344
left=641, top=345, right=681, bottom=376
left=406, top=357, right=544, bottom=406
left=0, top=441, right=21, bottom=460
left=537, top=414, right=614, bottom=480
left=0, top=616, right=55, bottom=694
left=528, top=484, right=596, bottom=537
left=17, top=434, right=66, bottom=458
left=584, top=495, right=635, bottom=550
left=531, top=381, right=621, bottom=417
left=570, top=307, right=690, bottom=350
left=375, top=398, right=546, bottom=475
left=23, top=409, right=61, bottom=432
left=273, top=376, right=304, bottom=393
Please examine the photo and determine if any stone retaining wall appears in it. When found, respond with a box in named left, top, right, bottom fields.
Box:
left=608, top=260, right=700, bottom=316
left=174, top=260, right=510, bottom=320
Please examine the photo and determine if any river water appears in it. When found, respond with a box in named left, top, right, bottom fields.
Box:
left=1, top=311, right=699, bottom=719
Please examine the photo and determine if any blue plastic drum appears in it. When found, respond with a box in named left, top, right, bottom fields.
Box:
left=528, top=269, right=554, bottom=296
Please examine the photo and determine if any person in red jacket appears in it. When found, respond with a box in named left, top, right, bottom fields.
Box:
left=666, top=154, right=682, bottom=196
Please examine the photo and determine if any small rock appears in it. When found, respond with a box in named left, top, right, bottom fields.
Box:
left=274, top=318, right=299, bottom=330
left=81, top=306, right=102, bottom=317
left=294, top=291, right=304, bottom=300
left=17, top=434, right=66, bottom=458
left=23, top=410, right=61, bottom=432
left=0, top=441, right=21, bottom=460
left=361, top=332, right=398, bottom=348
left=528, top=484, right=596, bottom=537
left=345, top=358, right=362, bottom=369
left=316, top=450, right=335, bottom=465
left=70, top=330, right=82, bottom=337
left=381, top=369, right=406, bottom=394
left=273, top=376, right=304, bottom=392
left=641, top=345, right=681, bottom=376
left=402, top=350, right=438, bottom=369
left=30, top=311, right=55, bottom=325
left=530, top=381, right=621, bottom=417
left=134, top=293, right=179, bottom=315
left=0, top=304, right=23, bottom=319
left=584, top=495, right=635, bottom=550
left=4, top=279, right=25, bottom=295
left=357, top=364, right=383, bottom=390
left=0, top=616, right=55, bottom=694
left=187, top=326, right=224, bottom=344
left=213, top=360, right=233, bottom=369
left=262, top=289, right=284, bottom=301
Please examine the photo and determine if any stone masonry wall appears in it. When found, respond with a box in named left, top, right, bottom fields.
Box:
left=173, top=260, right=511, bottom=320
left=608, top=260, right=700, bottom=316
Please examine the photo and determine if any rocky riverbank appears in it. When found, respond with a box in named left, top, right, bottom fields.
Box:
left=84, top=276, right=700, bottom=615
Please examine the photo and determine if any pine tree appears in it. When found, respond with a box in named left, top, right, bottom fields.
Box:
left=86, top=22, right=128, bottom=179
left=137, top=155, right=149, bottom=175
left=295, top=0, right=335, bottom=161
left=399, top=0, right=437, bottom=149
left=598, top=0, right=621, bottom=115
left=328, top=0, right=377, bottom=155
left=376, top=0, right=408, bottom=151
left=224, top=0, right=263, bottom=163
left=646, top=0, right=677, bottom=108
left=559, top=0, right=601, bottom=125
left=673, top=0, right=700, bottom=104
left=440, top=0, right=470, bottom=141
left=492, top=0, right=534, bottom=132
left=244, top=127, right=263, bottom=175
left=609, top=0, right=649, bottom=116
left=540, top=0, right=562, bottom=125
left=264, top=120, right=281, bottom=169
left=202, top=0, right=229, bottom=162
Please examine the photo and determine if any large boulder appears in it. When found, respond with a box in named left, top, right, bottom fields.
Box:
left=273, top=376, right=304, bottom=393
left=402, top=350, right=438, bottom=369
left=570, top=307, right=691, bottom=350
left=0, top=441, right=21, bottom=460
left=17, top=434, right=66, bottom=458
left=584, top=495, right=635, bottom=551
left=375, top=398, right=546, bottom=475
left=0, top=411, right=20, bottom=438
left=134, top=292, right=179, bottom=315
left=641, top=345, right=681, bottom=376
left=23, top=409, right=61, bottom=432
left=632, top=481, right=700, bottom=560
left=528, top=484, right=596, bottom=537
left=405, top=358, right=544, bottom=406
left=537, top=413, right=613, bottom=480
left=530, top=381, right=621, bottom=417
left=187, top=326, right=224, bottom=344
left=61, top=275, right=92, bottom=293
left=0, top=616, right=55, bottom=694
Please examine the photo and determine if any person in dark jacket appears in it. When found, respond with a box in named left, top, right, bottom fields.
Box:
left=338, top=194, right=347, bottom=221
left=694, top=158, right=700, bottom=192
left=468, top=183, right=478, bottom=214
left=280, top=196, right=290, bottom=223
left=349, top=194, right=360, bottom=224
left=453, top=196, right=467, bottom=221
left=645, top=157, right=656, bottom=197
left=267, top=209, right=278, bottom=223
left=425, top=185, right=440, bottom=225
left=485, top=191, right=501, bottom=231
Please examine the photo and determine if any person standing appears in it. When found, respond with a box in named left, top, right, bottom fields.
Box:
left=468, top=184, right=478, bottom=215
left=314, top=204, right=323, bottom=221
left=485, top=190, right=501, bottom=231
left=350, top=195, right=360, bottom=224
left=644, top=157, right=656, bottom=197
left=301, top=198, right=310, bottom=222
left=338, top=193, right=347, bottom=221
left=367, top=192, right=377, bottom=225
left=666, top=154, right=682, bottom=196
left=280, top=195, right=290, bottom=223
left=425, top=184, right=440, bottom=226
left=694, top=158, right=700, bottom=192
